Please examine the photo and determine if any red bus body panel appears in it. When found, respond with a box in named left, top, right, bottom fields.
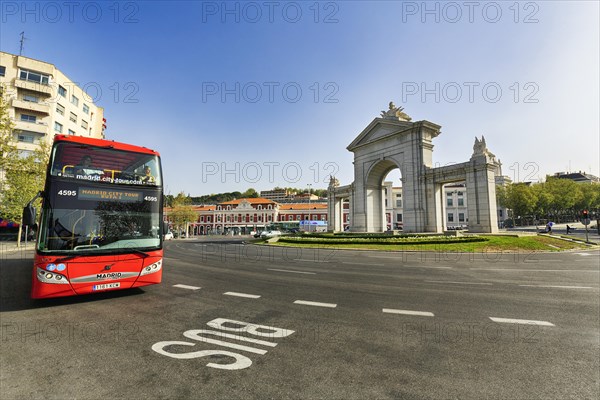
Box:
left=31, top=251, right=163, bottom=299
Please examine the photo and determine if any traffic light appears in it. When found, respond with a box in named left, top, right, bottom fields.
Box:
left=582, top=210, right=589, bottom=219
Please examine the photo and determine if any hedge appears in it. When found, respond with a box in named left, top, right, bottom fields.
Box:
left=277, top=236, right=489, bottom=246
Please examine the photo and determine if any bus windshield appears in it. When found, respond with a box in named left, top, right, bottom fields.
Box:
left=37, top=184, right=161, bottom=254
left=50, top=142, right=162, bottom=186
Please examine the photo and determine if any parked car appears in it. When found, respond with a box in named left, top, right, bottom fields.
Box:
left=164, top=231, right=174, bottom=240
left=260, top=230, right=282, bottom=238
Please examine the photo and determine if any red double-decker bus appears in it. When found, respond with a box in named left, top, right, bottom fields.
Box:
left=23, top=135, right=165, bottom=299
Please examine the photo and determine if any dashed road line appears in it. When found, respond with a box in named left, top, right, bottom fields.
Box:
left=519, top=285, right=595, bottom=289
left=173, top=284, right=202, bottom=290
left=425, top=280, right=493, bottom=286
left=470, top=268, right=598, bottom=272
left=294, top=300, right=337, bottom=308
left=267, top=268, right=316, bottom=275
left=489, top=317, right=555, bottom=326
left=341, top=261, right=384, bottom=266
left=223, top=291, right=261, bottom=299
left=575, top=253, right=594, bottom=256
left=405, top=266, right=452, bottom=270
left=382, top=308, right=434, bottom=317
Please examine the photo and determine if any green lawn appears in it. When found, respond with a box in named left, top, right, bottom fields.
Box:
left=265, top=234, right=590, bottom=252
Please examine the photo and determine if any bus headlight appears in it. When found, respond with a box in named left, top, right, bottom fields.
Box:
left=140, top=259, right=162, bottom=276
left=37, top=267, right=69, bottom=284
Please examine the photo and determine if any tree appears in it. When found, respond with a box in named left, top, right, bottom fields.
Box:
left=505, top=183, right=537, bottom=225
left=241, top=188, right=259, bottom=198
left=167, top=191, right=196, bottom=236
left=0, top=94, right=50, bottom=245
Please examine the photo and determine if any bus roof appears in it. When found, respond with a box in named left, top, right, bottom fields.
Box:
left=53, top=135, right=160, bottom=156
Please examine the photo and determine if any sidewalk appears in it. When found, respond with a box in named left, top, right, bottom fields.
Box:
left=0, top=240, right=36, bottom=254
left=507, top=222, right=600, bottom=245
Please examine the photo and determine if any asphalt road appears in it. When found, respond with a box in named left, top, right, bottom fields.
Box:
left=1, top=239, right=599, bottom=399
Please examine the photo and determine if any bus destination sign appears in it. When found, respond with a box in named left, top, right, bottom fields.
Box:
left=78, top=187, right=143, bottom=203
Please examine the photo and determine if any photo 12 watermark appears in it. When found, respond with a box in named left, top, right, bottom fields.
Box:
left=401, top=81, right=540, bottom=104
left=1, top=321, right=141, bottom=344
left=400, top=1, right=540, bottom=24
left=201, top=81, right=339, bottom=104
left=200, top=1, right=340, bottom=24
left=1, top=1, right=140, bottom=23
left=201, top=161, right=340, bottom=185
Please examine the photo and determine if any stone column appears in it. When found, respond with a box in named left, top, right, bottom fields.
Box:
left=466, top=156, right=499, bottom=233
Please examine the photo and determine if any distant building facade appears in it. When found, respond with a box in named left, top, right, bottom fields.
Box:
left=553, top=171, right=600, bottom=184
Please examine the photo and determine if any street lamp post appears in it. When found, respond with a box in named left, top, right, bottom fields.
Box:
left=307, top=184, right=312, bottom=232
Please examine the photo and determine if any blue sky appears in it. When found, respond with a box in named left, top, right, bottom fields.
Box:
left=1, top=1, right=598, bottom=196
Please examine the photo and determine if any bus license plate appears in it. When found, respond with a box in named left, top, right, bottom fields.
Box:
left=93, top=282, right=121, bottom=291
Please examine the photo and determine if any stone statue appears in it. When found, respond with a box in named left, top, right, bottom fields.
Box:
left=472, top=135, right=496, bottom=160
left=380, top=102, right=412, bottom=121
left=328, top=175, right=340, bottom=189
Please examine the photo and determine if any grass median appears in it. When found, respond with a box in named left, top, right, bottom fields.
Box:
left=264, top=234, right=588, bottom=252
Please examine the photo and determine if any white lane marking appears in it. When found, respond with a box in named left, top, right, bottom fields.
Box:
left=341, top=261, right=384, bottom=266
left=382, top=308, right=434, bottom=317
left=267, top=268, right=316, bottom=275
left=405, top=266, right=452, bottom=270
left=291, top=259, right=330, bottom=263
left=470, top=268, right=599, bottom=272
left=223, top=292, right=261, bottom=299
left=489, top=317, right=555, bottom=327
left=575, top=253, right=594, bottom=256
left=293, top=300, right=337, bottom=308
left=519, top=285, right=595, bottom=289
left=173, top=284, right=201, bottom=290
left=425, top=280, right=493, bottom=286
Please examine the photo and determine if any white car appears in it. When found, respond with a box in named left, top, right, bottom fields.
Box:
left=164, top=231, right=174, bottom=240
left=260, top=230, right=282, bottom=238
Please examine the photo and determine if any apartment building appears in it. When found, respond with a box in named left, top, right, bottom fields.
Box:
left=0, top=51, right=105, bottom=158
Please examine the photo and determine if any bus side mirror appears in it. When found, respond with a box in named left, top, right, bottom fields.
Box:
left=22, top=204, right=37, bottom=227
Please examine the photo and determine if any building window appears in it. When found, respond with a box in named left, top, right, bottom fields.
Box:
left=23, top=94, right=39, bottom=103
left=83, top=104, right=89, bottom=114
left=448, top=213, right=454, bottom=222
left=447, top=198, right=453, bottom=206
left=0, top=65, right=5, bottom=76
left=58, top=85, right=66, bottom=97
left=56, top=103, right=65, bottom=116
left=457, top=191, right=463, bottom=196
left=18, top=149, right=34, bottom=159
left=499, top=210, right=503, bottom=217
left=458, top=198, right=464, bottom=206
left=81, top=120, right=88, bottom=130
left=68, top=129, right=75, bottom=135
left=396, top=199, right=402, bottom=208
left=17, top=133, right=35, bottom=143
left=71, top=95, right=79, bottom=106
left=396, top=214, right=403, bottom=222
left=19, top=69, right=50, bottom=85
left=459, top=213, right=465, bottom=222
left=69, top=112, right=77, bottom=123
left=20, top=114, right=36, bottom=123
left=54, top=122, right=63, bottom=133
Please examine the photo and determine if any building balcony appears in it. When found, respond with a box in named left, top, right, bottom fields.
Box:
left=13, top=119, right=49, bottom=135
left=11, top=98, right=50, bottom=115
left=14, top=79, right=54, bottom=96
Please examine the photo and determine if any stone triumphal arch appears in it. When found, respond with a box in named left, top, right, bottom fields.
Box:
left=327, top=102, right=501, bottom=233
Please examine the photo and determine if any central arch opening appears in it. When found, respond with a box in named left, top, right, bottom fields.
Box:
left=365, top=160, right=402, bottom=232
